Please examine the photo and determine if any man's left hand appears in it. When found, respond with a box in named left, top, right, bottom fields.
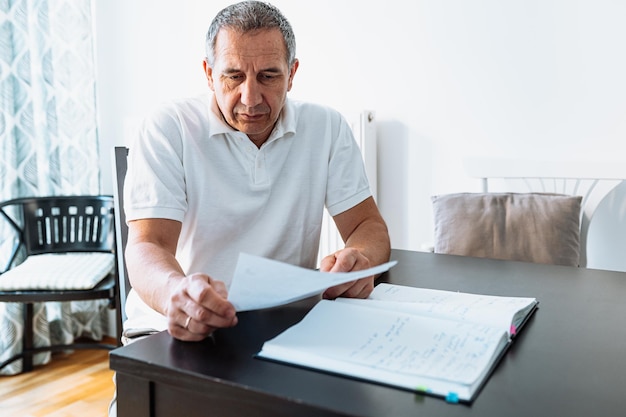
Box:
left=319, top=247, right=374, bottom=299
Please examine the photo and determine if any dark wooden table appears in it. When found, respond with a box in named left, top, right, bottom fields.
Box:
left=110, top=249, right=626, bottom=416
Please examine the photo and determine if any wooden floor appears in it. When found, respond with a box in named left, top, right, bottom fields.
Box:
left=0, top=339, right=115, bottom=417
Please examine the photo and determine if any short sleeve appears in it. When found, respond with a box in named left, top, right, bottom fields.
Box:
left=325, top=115, right=371, bottom=216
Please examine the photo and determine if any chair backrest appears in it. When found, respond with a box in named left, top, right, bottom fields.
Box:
left=463, top=158, right=626, bottom=268
left=112, top=146, right=131, bottom=322
left=0, top=196, right=115, bottom=270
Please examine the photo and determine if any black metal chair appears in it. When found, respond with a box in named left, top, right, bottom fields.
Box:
left=0, top=195, right=122, bottom=373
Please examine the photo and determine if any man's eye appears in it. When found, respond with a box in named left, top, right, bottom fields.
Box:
left=260, top=74, right=279, bottom=82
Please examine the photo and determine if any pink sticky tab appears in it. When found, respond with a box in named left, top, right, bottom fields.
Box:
left=510, top=324, right=517, bottom=336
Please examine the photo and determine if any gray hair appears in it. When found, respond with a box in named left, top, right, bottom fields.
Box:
left=205, top=1, right=296, bottom=67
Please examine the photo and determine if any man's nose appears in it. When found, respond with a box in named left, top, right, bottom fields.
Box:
left=240, top=79, right=263, bottom=107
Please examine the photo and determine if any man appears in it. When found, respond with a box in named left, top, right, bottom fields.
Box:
left=122, top=1, right=390, bottom=343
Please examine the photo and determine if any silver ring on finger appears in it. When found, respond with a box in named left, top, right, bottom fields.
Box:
left=184, top=315, right=192, bottom=330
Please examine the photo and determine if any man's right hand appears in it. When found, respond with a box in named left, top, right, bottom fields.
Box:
left=166, top=273, right=238, bottom=341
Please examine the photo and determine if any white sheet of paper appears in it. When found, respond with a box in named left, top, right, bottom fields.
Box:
left=228, top=253, right=398, bottom=312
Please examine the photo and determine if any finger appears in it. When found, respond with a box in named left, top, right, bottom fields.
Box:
left=323, top=276, right=374, bottom=299
left=208, top=277, right=229, bottom=299
left=185, top=274, right=237, bottom=323
left=329, top=250, right=357, bottom=273
left=171, top=301, right=237, bottom=341
left=323, top=280, right=355, bottom=299
left=181, top=313, right=215, bottom=338
left=351, top=276, right=375, bottom=298
left=168, top=311, right=208, bottom=341
left=328, top=248, right=370, bottom=273
left=319, top=253, right=337, bottom=272
left=195, top=288, right=237, bottom=325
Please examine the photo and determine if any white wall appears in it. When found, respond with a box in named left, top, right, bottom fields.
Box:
left=94, top=1, right=626, bottom=259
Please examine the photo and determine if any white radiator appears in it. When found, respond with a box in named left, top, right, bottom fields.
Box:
left=318, top=110, right=377, bottom=264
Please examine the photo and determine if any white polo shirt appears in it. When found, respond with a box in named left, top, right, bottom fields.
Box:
left=123, top=93, right=371, bottom=330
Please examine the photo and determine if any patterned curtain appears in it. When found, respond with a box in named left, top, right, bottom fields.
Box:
left=0, top=0, right=102, bottom=375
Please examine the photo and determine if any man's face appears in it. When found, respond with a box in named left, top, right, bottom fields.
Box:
left=204, top=28, right=298, bottom=146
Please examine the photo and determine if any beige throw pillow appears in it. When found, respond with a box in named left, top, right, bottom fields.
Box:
left=432, top=193, right=582, bottom=266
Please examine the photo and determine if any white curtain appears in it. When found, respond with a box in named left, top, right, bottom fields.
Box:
left=0, top=0, right=103, bottom=375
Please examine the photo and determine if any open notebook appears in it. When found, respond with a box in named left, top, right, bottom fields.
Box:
left=257, top=283, right=538, bottom=403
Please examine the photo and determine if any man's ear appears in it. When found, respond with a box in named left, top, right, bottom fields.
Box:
left=287, top=58, right=299, bottom=92
left=203, top=59, right=215, bottom=91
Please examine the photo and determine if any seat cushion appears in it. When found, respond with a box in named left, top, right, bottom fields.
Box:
left=432, top=193, right=582, bottom=266
left=0, top=253, right=115, bottom=290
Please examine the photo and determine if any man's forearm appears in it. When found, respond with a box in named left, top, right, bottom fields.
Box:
left=125, top=240, right=186, bottom=316
left=333, top=197, right=391, bottom=268
left=344, top=218, right=391, bottom=267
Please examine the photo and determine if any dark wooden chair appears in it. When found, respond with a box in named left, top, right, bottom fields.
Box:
left=0, top=195, right=122, bottom=373
left=112, top=146, right=132, bottom=323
